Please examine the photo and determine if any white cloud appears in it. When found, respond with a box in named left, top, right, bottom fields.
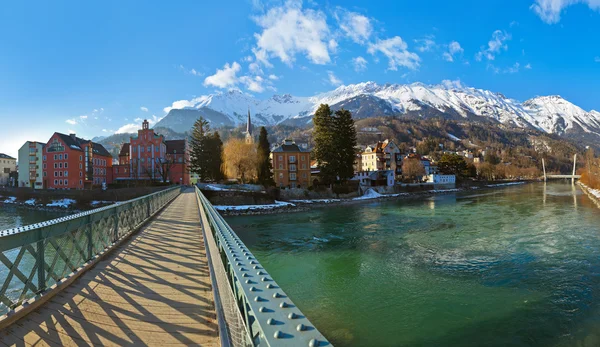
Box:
left=140, top=106, right=149, bottom=112
left=163, top=97, right=206, bottom=113
left=414, top=37, right=436, bottom=52
left=335, top=9, right=373, bottom=44
left=327, top=71, right=343, bottom=86
left=66, top=119, right=77, bottom=125
left=441, top=79, right=464, bottom=89
left=240, top=75, right=266, bottom=92
left=115, top=115, right=164, bottom=134
left=268, top=74, right=279, bottom=80
left=443, top=41, right=464, bottom=62
left=531, top=0, right=600, bottom=24
left=504, top=62, right=521, bottom=74
left=204, top=62, right=242, bottom=88
left=352, top=56, right=368, bottom=72
left=595, top=56, right=600, bottom=62
left=367, top=36, right=420, bottom=71
left=525, top=63, right=533, bottom=69
left=252, top=1, right=332, bottom=65
left=179, top=64, right=204, bottom=77
left=476, top=30, right=511, bottom=61
left=68, top=129, right=75, bottom=134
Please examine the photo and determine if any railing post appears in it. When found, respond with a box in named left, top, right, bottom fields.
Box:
left=87, top=215, right=93, bottom=260
left=147, top=198, right=151, bottom=218
left=114, top=207, right=119, bottom=242
left=36, top=230, right=46, bottom=293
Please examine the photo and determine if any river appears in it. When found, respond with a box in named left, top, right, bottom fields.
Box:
left=226, top=182, right=600, bottom=346
left=0, top=205, right=66, bottom=230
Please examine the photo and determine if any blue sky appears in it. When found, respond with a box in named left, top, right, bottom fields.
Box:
left=1, top=0, right=599, bottom=157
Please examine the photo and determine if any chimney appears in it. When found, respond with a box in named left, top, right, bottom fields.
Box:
left=70, top=133, right=76, bottom=140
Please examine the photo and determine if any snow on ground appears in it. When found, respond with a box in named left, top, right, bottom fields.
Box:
left=447, top=133, right=461, bottom=141
left=3, top=197, right=16, bottom=203
left=91, top=200, right=113, bottom=206
left=205, top=184, right=233, bottom=191
left=46, top=199, right=76, bottom=208
left=24, top=199, right=37, bottom=206
left=289, top=199, right=341, bottom=204
left=581, top=183, right=600, bottom=199
left=485, top=182, right=525, bottom=188
left=214, top=200, right=295, bottom=211
left=428, top=189, right=460, bottom=193
left=353, top=189, right=383, bottom=200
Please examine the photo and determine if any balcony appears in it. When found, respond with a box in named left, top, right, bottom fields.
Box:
left=288, top=158, right=297, bottom=163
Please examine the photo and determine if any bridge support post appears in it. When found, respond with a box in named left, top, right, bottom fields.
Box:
left=572, top=154, right=577, bottom=185
left=542, top=158, right=547, bottom=182
left=36, top=230, right=46, bottom=293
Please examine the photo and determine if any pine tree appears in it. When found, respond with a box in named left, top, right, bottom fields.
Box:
left=332, top=109, right=357, bottom=182
left=189, top=117, right=211, bottom=182
left=208, top=131, right=224, bottom=181
left=313, top=104, right=336, bottom=184
left=256, top=127, right=274, bottom=186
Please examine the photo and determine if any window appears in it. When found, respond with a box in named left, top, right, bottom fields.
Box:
left=64, top=154, right=68, bottom=159
left=155, top=147, right=159, bottom=152
left=58, top=162, right=63, bottom=169
left=53, top=154, right=57, bottom=160
left=147, top=146, right=151, bottom=152
left=79, top=180, right=82, bottom=185
left=133, top=147, right=136, bottom=152
left=278, top=155, right=283, bottom=161
left=64, top=180, right=68, bottom=186
left=79, top=163, right=82, bottom=169
left=301, top=156, right=305, bottom=161
left=303, top=173, right=307, bottom=178
left=54, top=172, right=57, bottom=177
left=141, top=158, right=145, bottom=163
left=53, top=163, right=57, bottom=169
left=58, top=179, right=62, bottom=185
left=302, top=164, right=306, bottom=170
left=290, top=173, right=297, bottom=181
left=279, top=173, right=283, bottom=178
left=59, top=154, right=63, bottom=160
left=59, top=171, right=63, bottom=177
left=79, top=171, right=82, bottom=177
left=43, top=155, right=46, bottom=161
left=115, top=168, right=118, bottom=174
left=64, top=171, right=68, bottom=177
left=43, top=172, right=46, bottom=177
left=279, top=164, right=283, bottom=169
left=290, top=164, right=296, bottom=171
left=43, top=163, right=46, bottom=169
left=64, top=162, right=68, bottom=168
left=79, top=155, right=82, bottom=161
left=289, top=156, right=296, bottom=163
left=140, top=147, right=144, bottom=153
left=54, top=179, right=58, bottom=185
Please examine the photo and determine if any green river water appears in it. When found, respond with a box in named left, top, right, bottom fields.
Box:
left=226, top=182, right=600, bottom=347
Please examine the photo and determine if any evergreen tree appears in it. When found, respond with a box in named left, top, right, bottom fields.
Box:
left=189, top=117, right=212, bottom=181
left=208, top=131, right=224, bottom=181
left=332, top=109, right=357, bottom=182
left=312, top=104, right=336, bottom=184
left=256, top=127, right=274, bottom=186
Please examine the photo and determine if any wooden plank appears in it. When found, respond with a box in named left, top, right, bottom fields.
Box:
left=2, top=190, right=219, bottom=346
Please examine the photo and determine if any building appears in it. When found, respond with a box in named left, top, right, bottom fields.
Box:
left=43, top=133, right=113, bottom=189
left=271, top=139, right=311, bottom=188
left=18, top=141, right=44, bottom=189
left=427, top=174, right=456, bottom=187
left=245, top=108, right=253, bottom=144
left=360, top=140, right=402, bottom=174
left=0, top=153, right=17, bottom=186
left=113, top=120, right=190, bottom=185
left=353, top=170, right=395, bottom=187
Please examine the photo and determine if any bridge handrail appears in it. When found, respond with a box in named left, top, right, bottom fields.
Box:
left=0, top=186, right=181, bottom=316
left=195, top=186, right=331, bottom=347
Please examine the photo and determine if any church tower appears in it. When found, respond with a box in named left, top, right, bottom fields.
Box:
left=245, top=107, right=254, bottom=144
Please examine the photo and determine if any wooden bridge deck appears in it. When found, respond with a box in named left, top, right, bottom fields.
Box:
left=0, top=190, right=219, bottom=347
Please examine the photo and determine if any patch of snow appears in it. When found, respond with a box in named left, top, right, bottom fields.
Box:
left=581, top=183, right=600, bottom=199
left=24, top=199, right=37, bottom=206
left=447, top=133, right=461, bottom=141
left=289, top=199, right=341, bottom=204
left=205, top=184, right=233, bottom=191
left=429, top=189, right=460, bottom=193
left=46, top=199, right=76, bottom=208
left=91, top=200, right=112, bottom=206
left=353, top=189, right=383, bottom=200
left=485, top=182, right=525, bottom=187
left=214, top=200, right=295, bottom=211
left=3, top=197, right=16, bottom=204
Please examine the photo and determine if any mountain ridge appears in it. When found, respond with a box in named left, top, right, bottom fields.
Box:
left=155, top=82, right=600, bottom=142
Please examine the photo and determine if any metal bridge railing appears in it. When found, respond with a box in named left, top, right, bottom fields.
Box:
left=0, top=186, right=181, bottom=317
left=195, top=186, right=331, bottom=347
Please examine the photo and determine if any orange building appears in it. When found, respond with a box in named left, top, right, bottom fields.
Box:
left=271, top=139, right=311, bottom=188
left=113, top=120, right=190, bottom=185
left=43, top=133, right=112, bottom=189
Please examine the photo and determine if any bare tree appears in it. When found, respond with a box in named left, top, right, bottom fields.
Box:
left=402, top=158, right=425, bottom=183
left=223, top=138, right=257, bottom=183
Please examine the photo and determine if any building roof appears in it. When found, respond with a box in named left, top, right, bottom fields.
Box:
left=165, top=140, right=186, bottom=154
left=271, top=139, right=305, bottom=153
left=0, top=153, right=15, bottom=160
left=54, top=132, right=112, bottom=158
left=119, top=143, right=130, bottom=156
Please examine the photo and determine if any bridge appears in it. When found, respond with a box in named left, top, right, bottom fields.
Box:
left=542, top=155, right=580, bottom=183
left=0, top=187, right=330, bottom=346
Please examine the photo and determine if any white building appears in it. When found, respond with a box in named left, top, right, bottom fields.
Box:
left=18, top=141, right=44, bottom=189
left=428, top=174, right=456, bottom=185
left=0, top=153, right=17, bottom=186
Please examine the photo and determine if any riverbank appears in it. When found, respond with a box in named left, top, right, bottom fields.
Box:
left=577, top=182, right=600, bottom=208
left=217, top=181, right=529, bottom=216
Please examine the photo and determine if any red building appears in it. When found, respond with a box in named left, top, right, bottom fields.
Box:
left=43, top=133, right=113, bottom=189
left=113, top=120, right=190, bottom=185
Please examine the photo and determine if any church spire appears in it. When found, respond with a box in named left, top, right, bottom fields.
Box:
left=245, top=107, right=254, bottom=144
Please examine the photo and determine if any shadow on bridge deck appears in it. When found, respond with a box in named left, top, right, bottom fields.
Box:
left=0, top=190, right=219, bottom=346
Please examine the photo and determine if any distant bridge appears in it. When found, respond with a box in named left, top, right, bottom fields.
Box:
left=546, top=174, right=581, bottom=179
left=542, top=155, right=580, bottom=183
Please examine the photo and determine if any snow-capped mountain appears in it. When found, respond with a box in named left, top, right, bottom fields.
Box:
left=155, top=82, right=600, bottom=140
